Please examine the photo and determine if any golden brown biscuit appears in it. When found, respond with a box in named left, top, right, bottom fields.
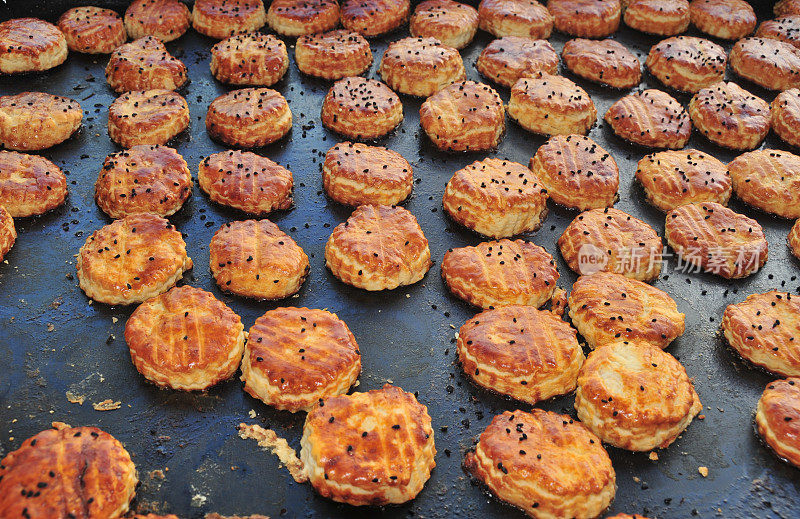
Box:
left=321, top=77, right=403, bottom=140
left=210, top=219, right=309, bottom=299
left=322, top=142, right=413, bottom=206
left=95, top=145, right=191, bottom=219
left=756, top=15, right=800, bottom=50
left=300, top=385, right=435, bottom=505
left=198, top=149, right=293, bottom=215
left=562, top=38, right=641, bottom=89
left=548, top=0, right=622, bottom=38
left=267, top=0, right=340, bottom=36
left=379, top=37, right=465, bottom=97
left=604, top=89, right=691, bottom=149
left=457, top=305, right=585, bottom=403
left=206, top=87, right=292, bottom=147
left=508, top=73, right=596, bottom=136
left=105, top=36, right=188, bottom=93
left=729, top=149, right=800, bottom=219
left=210, top=33, right=289, bottom=86
left=241, top=307, right=361, bottom=412
left=688, top=81, right=770, bottom=151
left=776, top=0, right=800, bottom=16
left=0, top=426, right=137, bottom=518
left=575, top=340, right=702, bottom=451
left=689, top=0, right=756, bottom=40
left=325, top=204, right=431, bottom=290
left=0, top=205, right=15, bottom=263
left=0, top=151, right=67, bottom=217
left=665, top=201, right=767, bottom=279
left=341, top=0, right=410, bottom=37
left=125, top=285, right=245, bottom=390
left=77, top=213, right=192, bottom=305
left=528, top=134, right=619, bottom=210
left=0, top=92, right=82, bottom=151
left=442, top=239, right=559, bottom=309
left=756, top=378, right=800, bottom=467
left=0, top=18, right=68, bottom=74
left=58, top=6, right=126, bottom=54
left=789, top=219, right=800, bottom=259
left=107, top=89, right=190, bottom=148
left=634, top=149, right=731, bottom=212
left=645, top=36, right=726, bottom=94
left=772, top=88, right=800, bottom=148
left=124, top=0, right=193, bottom=42
left=624, top=0, right=690, bottom=36
left=476, top=36, right=558, bottom=89
left=192, top=0, right=267, bottom=39
left=730, top=37, right=800, bottom=92
left=295, top=29, right=372, bottom=80
left=464, top=409, right=615, bottom=519
left=420, top=80, right=505, bottom=152
left=410, top=0, right=479, bottom=49
left=443, top=157, right=548, bottom=238
left=478, top=0, right=554, bottom=39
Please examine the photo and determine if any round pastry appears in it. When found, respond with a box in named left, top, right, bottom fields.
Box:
left=210, top=33, right=289, bottom=86
left=442, top=157, right=548, bottom=238
left=325, top=204, right=431, bottom=290
left=562, top=38, right=641, bottom=89
left=476, top=36, right=559, bottom=89
left=528, top=134, right=619, bottom=210
left=210, top=219, right=309, bottom=300
left=419, top=80, right=505, bottom=152
left=728, top=149, right=800, bottom=219
left=340, top=0, right=410, bottom=37
left=198, top=149, right=294, bottom=215
left=689, top=0, right=756, bottom=40
left=295, top=30, right=372, bottom=80
left=548, top=0, right=622, bottom=38
left=58, top=6, right=126, bottom=54
left=477, top=0, right=554, bottom=39
left=241, top=307, right=361, bottom=412
left=624, top=0, right=690, bottom=36
left=665, top=201, right=768, bottom=279
left=776, top=0, right=800, bottom=16
left=441, top=239, right=559, bottom=309
left=300, top=385, right=435, bottom=505
left=124, top=0, right=193, bottom=42
left=0, top=206, right=16, bottom=263
left=789, top=219, right=800, bottom=259
left=0, top=151, right=67, bottom=217
left=95, top=145, right=191, bottom=219
left=105, top=36, right=188, bottom=93
left=688, top=81, right=770, bottom=151
left=410, top=0, right=479, bottom=49
left=0, top=92, right=82, bottom=151
left=645, top=36, right=727, bottom=94
left=192, top=0, right=267, bottom=39
left=772, top=88, right=800, bottom=148
left=125, top=285, right=245, bottom=390
left=0, top=426, right=137, bottom=518
left=756, top=378, right=800, bottom=467
left=464, top=409, right=615, bottom=519
left=634, top=149, right=731, bottom=212
left=379, top=37, right=465, bottom=97
left=321, top=77, right=403, bottom=140
left=756, top=15, right=800, bottom=50
left=107, top=89, right=190, bottom=148
left=575, top=340, right=702, bottom=451
left=267, top=0, right=340, bottom=36
left=730, top=37, right=800, bottom=92
left=322, top=141, right=413, bottom=206
left=508, top=73, right=596, bottom=136
left=206, top=87, right=293, bottom=147
left=457, top=305, right=585, bottom=403
left=0, top=18, right=68, bottom=74
left=77, top=213, right=193, bottom=305
left=604, top=89, right=691, bottom=149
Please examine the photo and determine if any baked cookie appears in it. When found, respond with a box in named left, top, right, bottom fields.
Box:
left=77, top=213, right=193, bottom=305
left=206, top=87, right=292, bottom=147
left=341, top=0, right=410, bottom=37
left=548, top=0, right=622, bottom=38
left=789, top=219, right=800, bottom=259
left=604, top=89, right=691, bottom=149
left=665, top=201, right=767, bottom=279
left=477, top=0, right=554, bottom=39
left=645, top=36, right=726, bottom=94
left=0, top=151, right=67, bottom=217
left=443, top=157, right=548, bottom=238
left=441, top=239, right=559, bottom=309
left=634, top=149, right=731, bottom=212
left=624, top=0, right=690, bottom=36
left=95, top=145, right=191, bottom=219
left=125, top=285, right=245, bottom=390
left=300, top=385, right=435, bottom=505
left=0, top=92, right=82, bottom=151
left=198, top=149, right=293, bottom=215
left=562, top=38, right=641, bottom=89
left=210, top=33, right=289, bottom=86
left=379, top=37, right=465, bottom=97
left=772, top=88, right=800, bottom=148
left=528, top=134, right=619, bottom=210
left=124, top=0, right=193, bottom=42
left=756, top=15, right=800, bottom=50
left=688, top=81, right=770, bottom=150
left=105, top=36, right=188, bottom=93
left=689, top=0, right=756, bottom=40
left=192, top=0, right=267, bottom=39
left=410, top=0, right=479, bottom=49
left=321, top=77, right=403, bottom=140
left=322, top=142, right=412, bottom=206
left=0, top=206, right=15, bottom=262
left=508, top=73, right=596, bottom=136
left=241, top=307, right=361, bottom=412
left=0, top=18, right=68, bottom=74
left=730, top=37, right=800, bottom=91
left=476, top=36, right=559, bottom=88
left=58, top=6, right=126, bottom=54
left=267, top=0, right=340, bottom=36
left=107, top=89, right=190, bottom=147
left=464, top=409, right=615, bottom=519
left=325, top=204, right=431, bottom=290
left=210, top=219, right=309, bottom=299
left=419, top=80, right=505, bottom=152
left=295, top=30, right=372, bottom=80
left=729, top=149, right=800, bottom=219
left=756, top=378, right=800, bottom=467
left=776, top=0, right=800, bottom=16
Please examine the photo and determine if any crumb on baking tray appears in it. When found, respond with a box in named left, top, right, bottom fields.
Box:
left=92, top=398, right=122, bottom=411
left=237, top=423, right=307, bottom=483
